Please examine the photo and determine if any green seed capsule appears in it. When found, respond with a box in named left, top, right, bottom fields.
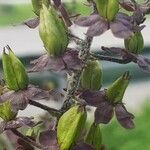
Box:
left=31, top=0, right=49, bottom=16
left=2, top=46, right=29, bottom=91
left=106, top=72, right=131, bottom=103
left=39, top=5, right=69, bottom=57
left=57, top=105, right=87, bottom=150
left=124, top=31, right=144, bottom=54
left=95, top=0, right=119, bottom=21
left=80, top=60, right=102, bottom=91
left=0, top=101, right=17, bottom=121
left=85, top=123, right=102, bottom=150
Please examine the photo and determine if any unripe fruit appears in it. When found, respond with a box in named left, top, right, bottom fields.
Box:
left=80, top=60, right=102, bottom=91
left=2, top=46, right=29, bottom=91
left=39, top=5, right=69, bottom=57
left=124, top=31, right=144, bottom=54
left=0, top=101, right=17, bottom=121
left=57, top=105, right=87, bottom=150
left=31, top=0, right=49, bottom=16
left=85, top=123, right=102, bottom=150
left=95, top=0, right=119, bottom=21
left=106, top=72, right=130, bottom=103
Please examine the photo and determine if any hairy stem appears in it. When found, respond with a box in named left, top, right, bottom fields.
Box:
left=60, top=37, right=93, bottom=113
left=11, top=129, right=43, bottom=149
left=29, top=100, right=61, bottom=118
left=91, top=53, right=132, bottom=64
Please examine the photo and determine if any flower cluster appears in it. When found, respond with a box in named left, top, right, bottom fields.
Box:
left=0, top=0, right=150, bottom=150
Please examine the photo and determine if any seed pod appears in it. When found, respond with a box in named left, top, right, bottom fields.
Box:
left=95, top=0, right=119, bottom=21
left=0, top=101, right=17, bottom=121
left=2, top=46, right=29, bottom=91
left=39, top=5, right=69, bottom=57
left=85, top=123, right=102, bottom=150
left=80, top=60, right=102, bottom=91
left=57, top=105, right=87, bottom=150
left=124, top=31, right=144, bottom=54
left=106, top=72, right=131, bottom=103
left=31, top=0, right=49, bottom=16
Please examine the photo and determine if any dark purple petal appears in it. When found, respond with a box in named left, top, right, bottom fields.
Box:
left=79, top=90, right=106, bottom=107
left=0, top=91, right=28, bottom=112
left=87, top=19, right=109, bottom=37
left=72, top=142, right=95, bottom=150
left=115, top=104, right=135, bottom=129
left=39, top=130, right=58, bottom=149
left=74, top=14, right=100, bottom=26
left=63, top=49, right=83, bottom=71
left=23, top=18, right=39, bottom=29
left=101, top=46, right=126, bottom=56
left=95, top=101, right=114, bottom=124
left=25, top=85, right=50, bottom=100
left=131, top=7, right=145, bottom=25
left=119, top=0, right=135, bottom=11
left=30, top=54, right=64, bottom=72
left=46, top=56, right=65, bottom=72
left=30, top=49, right=83, bottom=72
left=116, top=12, right=133, bottom=30
left=49, top=90, right=64, bottom=102
left=5, top=117, right=34, bottom=130
left=136, top=56, right=150, bottom=72
left=110, top=21, right=133, bottom=39
left=139, top=5, right=150, bottom=14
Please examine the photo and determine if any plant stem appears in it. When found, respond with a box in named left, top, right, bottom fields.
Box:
left=28, top=100, right=61, bottom=118
left=91, top=53, right=132, bottom=64
left=60, top=37, right=93, bottom=113
left=53, top=0, right=72, bottom=26
left=11, top=129, right=43, bottom=149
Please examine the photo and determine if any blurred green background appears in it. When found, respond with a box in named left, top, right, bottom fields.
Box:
left=0, top=1, right=150, bottom=150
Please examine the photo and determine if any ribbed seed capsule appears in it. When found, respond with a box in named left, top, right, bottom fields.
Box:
left=85, top=123, right=102, bottom=150
left=57, top=105, right=87, bottom=150
left=2, top=46, right=29, bottom=91
left=106, top=72, right=131, bottom=103
left=31, top=0, right=49, bottom=16
left=124, top=31, right=144, bottom=54
left=0, top=101, right=17, bottom=121
left=39, top=5, right=69, bottom=57
left=80, top=60, right=102, bottom=91
left=95, top=0, right=119, bottom=21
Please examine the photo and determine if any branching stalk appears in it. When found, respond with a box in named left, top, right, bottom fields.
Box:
left=11, top=129, right=43, bottom=149
left=29, top=100, right=61, bottom=118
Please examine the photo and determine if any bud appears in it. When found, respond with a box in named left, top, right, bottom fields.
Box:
left=39, top=5, right=69, bottom=57
left=2, top=46, right=29, bottom=91
left=124, top=31, right=144, bottom=54
left=95, top=0, right=119, bottom=21
left=31, top=0, right=49, bottom=16
left=85, top=122, right=102, bottom=150
left=106, top=72, right=131, bottom=103
left=80, top=60, right=102, bottom=91
left=57, top=105, right=87, bottom=150
left=0, top=101, right=17, bottom=121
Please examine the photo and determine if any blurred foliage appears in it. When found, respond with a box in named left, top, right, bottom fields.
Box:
left=0, top=1, right=148, bottom=27
left=64, top=1, right=91, bottom=16
left=0, top=2, right=91, bottom=27
left=102, top=100, right=150, bottom=150
left=0, top=4, right=34, bottom=26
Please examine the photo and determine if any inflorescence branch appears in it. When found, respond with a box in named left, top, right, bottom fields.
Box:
left=91, top=53, right=132, bottom=64
left=11, top=129, right=43, bottom=149
left=29, top=99, right=61, bottom=118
